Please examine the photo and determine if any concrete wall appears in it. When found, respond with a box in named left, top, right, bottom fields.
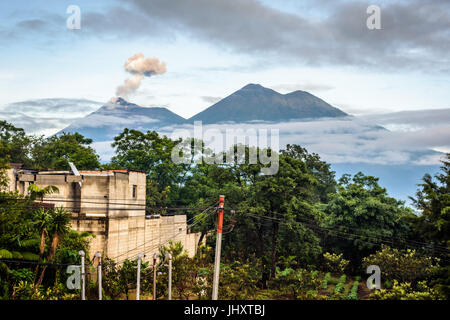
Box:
left=6, top=168, right=202, bottom=262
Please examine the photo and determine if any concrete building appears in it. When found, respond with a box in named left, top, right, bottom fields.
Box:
left=5, top=165, right=202, bottom=262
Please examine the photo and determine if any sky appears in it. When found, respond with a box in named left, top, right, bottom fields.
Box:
left=0, top=0, right=449, bottom=121
left=0, top=0, right=449, bottom=203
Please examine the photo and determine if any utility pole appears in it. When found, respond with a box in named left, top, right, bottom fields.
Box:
left=136, top=253, right=143, bottom=300
left=167, top=253, right=172, bottom=300
left=79, top=250, right=85, bottom=300
left=212, top=195, right=225, bottom=300
left=95, top=252, right=102, bottom=300
left=153, top=253, right=158, bottom=300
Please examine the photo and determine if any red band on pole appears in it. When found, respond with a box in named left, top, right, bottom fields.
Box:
left=217, top=195, right=225, bottom=234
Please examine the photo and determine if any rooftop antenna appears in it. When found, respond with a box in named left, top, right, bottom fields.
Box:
left=69, top=162, right=82, bottom=188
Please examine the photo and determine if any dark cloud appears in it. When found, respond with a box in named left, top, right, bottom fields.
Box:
left=3, top=1, right=449, bottom=71
left=16, top=19, right=48, bottom=30
left=124, top=0, right=450, bottom=71
left=80, top=6, right=168, bottom=40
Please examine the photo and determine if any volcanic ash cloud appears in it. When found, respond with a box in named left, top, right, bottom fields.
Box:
left=115, top=53, right=167, bottom=97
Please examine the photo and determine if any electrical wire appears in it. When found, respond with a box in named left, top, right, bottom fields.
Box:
left=0, top=259, right=75, bottom=267
left=0, top=197, right=212, bottom=211
left=229, top=208, right=450, bottom=254
left=116, top=205, right=217, bottom=264
left=241, top=212, right=450, bottom=261
left=111, top=203, right=218, bottom=263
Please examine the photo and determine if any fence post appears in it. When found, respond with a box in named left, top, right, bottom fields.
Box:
left=95, top=252, right=102, bottom=300
left=167, top=253, right=172, bottom=300
left=153, top=253, right=157, bottom=300
left=136, top=253, right=143, bottom=300
left=79, top=250, right=85, bottom=300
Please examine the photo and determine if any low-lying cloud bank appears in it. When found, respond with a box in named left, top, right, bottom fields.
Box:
left=0, top=98, right=103, bottom=136
left=0, top=98, right=448, bottom=167
left=154, top=115, right=448, bottom=166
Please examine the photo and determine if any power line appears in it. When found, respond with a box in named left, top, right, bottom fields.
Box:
left=111, top=203, right=218, bottom=264
left=0, top=258, right=75, bottom=267
left=241, top=212, right=450, bottom=260
left=230, top=208, right=450, bottom=254
left=117, top=205, right=217, bottom=264
left=0, top=197, right=213, bottom=210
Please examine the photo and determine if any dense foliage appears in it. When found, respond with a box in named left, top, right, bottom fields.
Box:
left=0, top=120, right=449, bottom=300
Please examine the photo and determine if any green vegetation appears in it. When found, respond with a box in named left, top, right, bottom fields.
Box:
left=323, top=252, right=349, bottom=274
left=322, top=272, right=331, bottom=289
left=346, top=281, right=359, bottom=300
left=0, top=193, right=91, bottom=299
left=0, top=120, right=449, bottom=300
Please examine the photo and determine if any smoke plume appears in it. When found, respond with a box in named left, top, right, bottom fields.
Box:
left=115, top=53, right=167, bottom=97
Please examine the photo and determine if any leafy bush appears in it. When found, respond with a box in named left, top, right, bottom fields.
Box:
left=384, top=280, right=392, bottom=289
left=103, top=257, right=151, bottom=300
left=371, top=280, right=443, bottom=300
left=21, top=252, right=39, bottom=261
left=362, top=245, right=440, bottom=283
left=270, top=267, right=322, bottom=299
left=219, top=261, right=259, bottom=300
left=323, top=252, right=349, bottom=273
left=12, top=281, right=78, bottom=300
left=8, top=268, right=33, bottom=284
left=0, top=249, right=13, bottom=259
left=296, top=269, right=323, bottom=299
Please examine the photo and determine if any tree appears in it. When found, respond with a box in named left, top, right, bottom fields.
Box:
left=103, top=257, right=150, bottom=300
left=409, top=154, right=450, bottom=298
left=157, top=241, right=196, bottom=300
left=31, top=207, right=52, bottom=286
left=410, top=153, right=450, bottom=250
left=110, top=129, right=197, bottom=209
left=322, top=172, right=415, bottom=267
left=36, top=207, right=71, bottom=287
left=0, top=188, right=90, bottom=299
left=0, top=120, right=37, bottom=167
left=362, top=245, right=440, bottom=284
left=32, top=132, right=100, bottom=170
left=184, top=145, right=325, bottom=287
left=0, top=156, right=10, bottom=191
left=282, top=144, right=337, bottom=203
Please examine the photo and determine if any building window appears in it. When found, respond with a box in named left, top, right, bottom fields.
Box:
left=132, top=185, right=137, bottom=198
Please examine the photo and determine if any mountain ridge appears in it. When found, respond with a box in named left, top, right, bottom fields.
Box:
left=59, top=83, right=349, bottom=140
left=189, top=83, right=347, bottom=124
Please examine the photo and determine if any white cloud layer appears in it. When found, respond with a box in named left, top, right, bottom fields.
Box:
left=1, top=97, right=447, bottom=167
left=154, top=115, right=448, bottom=166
